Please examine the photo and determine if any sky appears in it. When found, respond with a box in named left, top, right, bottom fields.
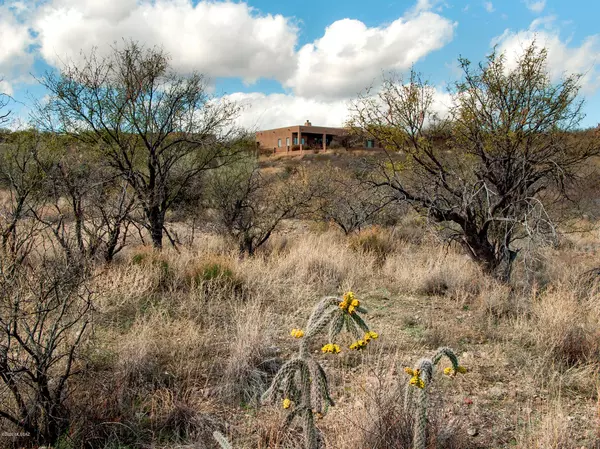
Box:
left=1, top=0, right=600, bottom=130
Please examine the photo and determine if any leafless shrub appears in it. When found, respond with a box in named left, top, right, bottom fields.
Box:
left=208, top=157, right=316, bottom=255
left=33, top=136, right=136, bottom=263
left=0, top=253, right=93, bottom=445
left=311, top=167, right=396, bottom=235
left=0, top=131, right=47, bottom=262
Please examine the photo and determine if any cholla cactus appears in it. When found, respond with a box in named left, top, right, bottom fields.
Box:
left=262, top=292, right=378, bottom=449
left=213, top=431, right=233, bottom=449
left=403, top=347, right=467, bottom=449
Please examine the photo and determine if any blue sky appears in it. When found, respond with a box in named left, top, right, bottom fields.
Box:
left=1, top=0, right=600, bottom=129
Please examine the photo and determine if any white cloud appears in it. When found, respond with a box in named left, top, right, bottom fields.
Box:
left=484, top=2, right=495, bottom=13
left=9, top=0, right=459, bottom=130
left=0, top=79, right=13, bottom=96
left=0, top=4, right=34, bottom=93
left=224, top=85, right=454, bottom=131
left=223, top=92, right=351, bottom=130
left=35, top=0, right=298, bottom=83
left=284, top=12, right=455, bottom=100
left=492, top=18, right=600, bottom=94
left=408, top=0, right=446, bottom=15
left=34, top=1, right=455, bottom=100
left=524, top=0, right=546, bottom=13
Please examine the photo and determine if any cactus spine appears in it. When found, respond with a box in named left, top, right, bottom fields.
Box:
left=213, top=431, right=233, bottom=449
left=262, top=292, right=377, bottom=449
left=403, top=347, right=467, bottom=449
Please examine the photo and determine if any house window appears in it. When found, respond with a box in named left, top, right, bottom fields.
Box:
left=278, top=138, right=282, bottom=148
left=293, top=137, right=298, bottom=145
left=301, top=138, right=305, bottom=145
left=286, top=137, right=290, bottom=146
left=366, top=139, right=374, bottom=148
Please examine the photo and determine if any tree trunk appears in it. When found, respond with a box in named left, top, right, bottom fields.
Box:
left=104, top=227, right=120, bottom=263
left=461, top=233, right=518, bottom=282
left=460, top=232, right=500, bottom=275
left=494, top=247, right=518, bottom=283
left=147, top=206, right=164, bottom=249
left=239, top=235, right=254, bottom=256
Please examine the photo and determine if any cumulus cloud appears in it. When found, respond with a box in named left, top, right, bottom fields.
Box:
left=0, top=80, right=13, bottom=96
left=0, top=0, right=459, bottom=130
left=35, top=0, right=298, bottom=83
left=492, top=17, right=600, bottom=94
left=408, top=0, right=446, bottom=15
left=0, top=3, right=35, bottom=93
left=222, top=92, right=351, bottom=130
left=484, top=2, right=495, bottom=13
left=524, top=0, right=546, bottom=13
left=284, top=12, right=455, bottom=100
left=225, top=85, right=454, bottom=131
left=33, top=1, right=455, bottom=100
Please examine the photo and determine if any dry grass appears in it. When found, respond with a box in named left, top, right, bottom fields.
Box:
left=517, top=401, right=577, bottom=449
left=218, top=302, right=281, bottom=406
left=5, top=222, right=598, bottom=448
left=531, top=286, right=600, bottom=368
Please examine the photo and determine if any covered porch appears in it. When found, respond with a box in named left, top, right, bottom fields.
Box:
left=291, top=132, right=335, bottom=151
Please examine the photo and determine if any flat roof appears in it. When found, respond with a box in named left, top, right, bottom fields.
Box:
left=256, top=124, right=348, bottom=134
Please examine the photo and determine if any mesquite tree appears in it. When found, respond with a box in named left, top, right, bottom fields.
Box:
left=34, top=137, right=137, bottom=263
left=311, top=166, right=396, bottom=234
left=35, top=41, right=242, bottom=248
left=209, top=158, right=317, bottom=255
left=0, top=131, right=46, bottom=260
left=0, top=81, right=9, bottom=127
left=349, top=43, right=599, bottom=280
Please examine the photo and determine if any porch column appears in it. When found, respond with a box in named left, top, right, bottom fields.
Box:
left=322, top=133, right=327, bottom=151
left=299, top=132, right=303, bottom=151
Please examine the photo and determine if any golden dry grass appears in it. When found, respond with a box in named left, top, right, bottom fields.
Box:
left=21, top=223, right=598, bottom=448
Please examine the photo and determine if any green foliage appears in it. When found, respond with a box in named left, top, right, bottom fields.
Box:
left=131, top=253, right=146, bottom=265
left=262, top=292, right=378, bottom=449
left=129, top=249, right=173, bottom=289
left=184, top=258, right=245, bottom=297
left=403, top=347, right=467, bottom=449
left=199, top=262, right=235, bottom=283
left=349, top=43, right=600, bottom=281
left=36, top=40, right=245, bottom=249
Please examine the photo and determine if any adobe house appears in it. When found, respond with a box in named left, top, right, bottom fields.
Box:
left=255, top=120, right=381, bottom=153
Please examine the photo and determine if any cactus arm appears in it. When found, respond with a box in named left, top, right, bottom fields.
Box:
left=350, top=312, right=370, bottom=333
left=305, top=306, right=337, bottom=340
left=213, top=431, right=233, bottom=449
left=328, top=312, right=345, bottom=342
left=432, top=347, right=459, bottom=371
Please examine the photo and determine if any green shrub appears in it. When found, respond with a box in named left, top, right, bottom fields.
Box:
left=131, top=253, right=146, bottom=265
left=200, top=262, right=234, bottom=283
left=185, top=257, right=244, bottom=295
